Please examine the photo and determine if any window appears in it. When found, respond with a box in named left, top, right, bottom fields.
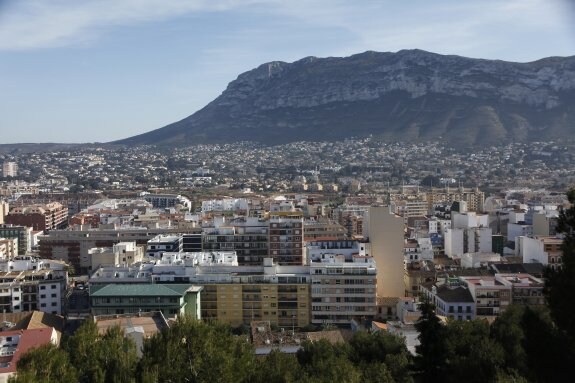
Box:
left=51, top=285, right=57, bottom=289
left=51, top=294, right=57, bottom=298
left=41, top=303, right=46, bottom=307
left=51, top=302, right=57, bottom=306
left=40, top=294, right=46, bottom=299
left=40, top=286, right=46, bottom=290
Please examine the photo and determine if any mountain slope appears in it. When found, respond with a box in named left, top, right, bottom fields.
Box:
left=115, top=49, right=575, bottom=146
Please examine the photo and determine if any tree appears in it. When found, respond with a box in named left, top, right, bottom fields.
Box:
left=348, top=331, right=412, bottom=382
left=442, top=319, right=504, bottom=383
left=490, top=305, right=528, bottom=376
left=138, top=316, right=255, bottom=383
left=414, top=300, right=447, bottom=382
left=296, top=339, right=360, bottom=383
left=9, top=343, right=77, bottom=383
left=544, top=188, right=575, bottom=342
left=62, top=320, right=137, bottom=383
left=251, top=349, right=303, bottom=383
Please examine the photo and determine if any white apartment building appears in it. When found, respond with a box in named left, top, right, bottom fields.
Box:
left=445, top=227, right=492, bottom=258
left=87, top=241, right=144, bottom=270
left=2, top=162, right=17, bottom=178
left=309, top=254, right=377, bottom=325
left=0, top=239, right=17, bottom=260
left=516, top=236, right=562, bottom=268
left=201, top=198, right=249, bottom=215
left=0, top=257, right=68, bottom=315
left=451, top=211, right=489, bottom=229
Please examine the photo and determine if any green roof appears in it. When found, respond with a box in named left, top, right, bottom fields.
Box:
left=90, top=284, right=201, bottom=297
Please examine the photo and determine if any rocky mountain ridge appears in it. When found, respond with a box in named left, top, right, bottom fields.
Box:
left=116, top=49, right=575, bottom=146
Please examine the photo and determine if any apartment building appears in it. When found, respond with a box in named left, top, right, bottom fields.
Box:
left=90, top=249, right=378, bottom=327
left=0, top=226, right=32, bottom=256
left=425, top=187, right=485, bottom=212
left=202, top=217, right=269, bottom=266
left=309, top=254, right=377, bottom=325
left=142, top=193, right=192, bottom=211
left=0, top=201, right=8, bottom=225
left=516, top=236, right=563, bottom=269
left=421, top=278, right=476, bottom=321
left=2, top=162, right=18, bottom=178
left=495, top=273, right=544, bottom=306
left=0, top=239, right=16, bottom=260
left=90, top=284, right=202, bottom=319
left=87, top=242, right=144, bottom=270
left=5, top=202, right=68, bottom=231
left=0, top=257, right=67, bottom=315
left=38, top=226, right=199, bottom=273
left=269, top=212, right=305, bottom=265
left=146, top=234, right=182, bottom=259
left=459, top=276, right=512, bottom=319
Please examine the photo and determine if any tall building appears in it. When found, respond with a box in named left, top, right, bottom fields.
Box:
left=366, top=207, right=405, bottom=298
left=202, top=217, right=269, bottom=266
left=0, top=200, right=8, bottom=224
left=269, top=212, right=305, bottom=265
left=2, top=162, right=18, bottom=178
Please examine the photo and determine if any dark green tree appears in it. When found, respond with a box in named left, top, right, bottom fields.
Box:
left=414, top=300, right=447, bottom=382
left=251, top=349, right=303, bottom=383
left=348, top=331, right=412, bottom=382
left=443, top=319, right=504, bottom=383
left=296, top=339, right=360, bottom=383
left=544, top=188, right=575, bottom=341
left=138, top=316, right=255, bottom=383
left=491, top=305, right=528, bottom=376
left=62, top=320, right=137, bottom=383
left=9, top=343, right=77, bottom=383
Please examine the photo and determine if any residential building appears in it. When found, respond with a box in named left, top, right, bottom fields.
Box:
left=516, top=236, right=563, bottom=269
left=88, top=242, right=144, bottom=270
left=0, top=226, right=32, bottom=256
left=202, top=217, right=269, bottom=266
left=146, top=235, right=182, bottom=259
left=303, top=219, right=346, bottom=241
left=38, top=226, right=197, bottom=273
left=90, top=284, right=202, bottom=319
left=0, top=257, right=68, bottom=315
left=2, top=162, right=18, bottom=178
left=445, top=227, right=492, bottom=258
left=4, top=202, right=68, bottom=231
left=142, top=193, right=192, bottom=211
left=269, top=212, right=305, bottom=265
left=421, top=278, right=475, bottom=320
left=532, top=210, right=559, bottom=236
left=0, top=239, right=17, bottom=261
left=495, top=273, right=545, bottom=306
left=0, top=201, right=8, bottom=225
left=365, top=207, right=404, bottom=298
left=309, top=252, right=378, bottom=325
left=459, top=276, right=512, bottom=319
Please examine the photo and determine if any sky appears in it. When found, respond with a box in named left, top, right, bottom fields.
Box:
left=0, top=0, right=573, bottom=144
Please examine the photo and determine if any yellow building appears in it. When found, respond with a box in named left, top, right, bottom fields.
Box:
left=201, top=283, right=310, bottom=328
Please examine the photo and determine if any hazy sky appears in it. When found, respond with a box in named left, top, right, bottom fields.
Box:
left=0, top=0, right=573, bottom=144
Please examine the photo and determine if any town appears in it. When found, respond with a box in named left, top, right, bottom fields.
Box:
left=0, top=139, right=570, bottom=381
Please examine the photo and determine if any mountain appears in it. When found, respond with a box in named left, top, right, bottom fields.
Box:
left=115, top=49, right=575, bottom=146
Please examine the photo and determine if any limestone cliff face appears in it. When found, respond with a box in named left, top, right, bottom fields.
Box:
left=116, top=50, right=575, bottom=146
